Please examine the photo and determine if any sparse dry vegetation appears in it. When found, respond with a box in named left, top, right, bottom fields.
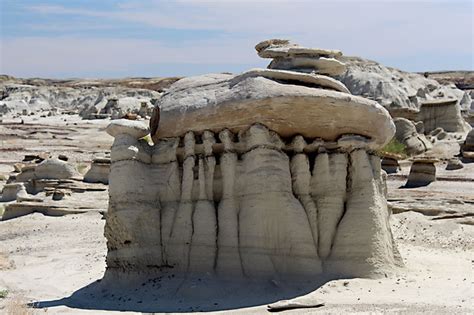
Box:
left=377, top=138, right=408, bottom=158
left=0, top=289, right=8, bottom=298
left=76, top=163, right=90, bottom=175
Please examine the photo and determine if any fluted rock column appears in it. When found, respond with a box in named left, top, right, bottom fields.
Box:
left=238, top=125, right=322, bottom=279
left=189, top=131, right=217, bottom=273
left=327, top=150, right=398, bottom=277
left=216, top=129, right=243, bottom=277
left=105, top=119, right=161, bottom=269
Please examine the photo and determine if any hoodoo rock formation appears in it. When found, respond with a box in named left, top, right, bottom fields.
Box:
left=104, top=40, right=402, bottom=281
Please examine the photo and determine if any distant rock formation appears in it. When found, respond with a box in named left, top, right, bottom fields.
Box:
left=393, top=118, right=432, bottom=155
left=0, top=78, right=169, bottom=117
left=104, top=40, right=402, bottom=282
left=406, top=159, right=437, bottom=187
left=462, top=129, right=474, bottom=160
left=0, top=156, right=108, bottom=220
left=339, top=57, right=472, bottom=135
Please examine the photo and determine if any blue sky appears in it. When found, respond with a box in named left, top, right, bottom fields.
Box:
left=1, top=0, right=473, bottom=78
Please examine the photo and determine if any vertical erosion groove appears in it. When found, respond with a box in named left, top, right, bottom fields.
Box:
left=312, top=152, right=347, bottom=260
left=108, top=125, right=399, bottom=279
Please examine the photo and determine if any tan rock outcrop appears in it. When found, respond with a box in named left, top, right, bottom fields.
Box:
left=419, top=99, right=469, bottom=133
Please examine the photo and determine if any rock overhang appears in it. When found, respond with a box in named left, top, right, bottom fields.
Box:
left=152, top=70, right=395, bottom=149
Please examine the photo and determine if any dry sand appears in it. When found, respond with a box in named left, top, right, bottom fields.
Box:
left=0, top=208, right=472, bottom=314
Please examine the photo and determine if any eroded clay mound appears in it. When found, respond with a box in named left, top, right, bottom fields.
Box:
left=153, top=69, right=395, bottom=148
left=105, top=121, right=401, bottom=280
left=339, top=56, right=471, bottom=134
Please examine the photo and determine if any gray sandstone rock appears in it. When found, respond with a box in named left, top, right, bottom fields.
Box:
left=106, top=119, right=149, bottom=139
left=394, top=118, right=432, bottom=155
left=446, top=158, right=463, bottom=170
left=339, top=56, right=471, bottom=135
left=35, top=158, right=80, bottom=180
left=84, top=158, right=111, bottom=184
left=153, top=72, right=394, bottom=148
left=382, top=157, right=400, bottom=174
left=406, top=160, right=437, bottom=187
left=104, top=40, right=402, bottom=282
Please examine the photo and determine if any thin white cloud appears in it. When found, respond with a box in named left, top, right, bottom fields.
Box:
left=0, top=36, right=265, bottom=77
left=3, top=0, right=472, bottom=77
left=24, top=1, right=472, bottom=56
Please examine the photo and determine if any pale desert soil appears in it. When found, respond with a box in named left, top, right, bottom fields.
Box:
left=0, top=193, right=472, bottom=314
left=0, top=114, right=473, bottom=314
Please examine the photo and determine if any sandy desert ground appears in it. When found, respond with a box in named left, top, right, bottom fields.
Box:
left=0, top=114, right=473, bottom=314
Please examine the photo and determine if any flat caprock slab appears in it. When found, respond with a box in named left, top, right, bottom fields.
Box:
left=153, top=72, right=395, bottom=148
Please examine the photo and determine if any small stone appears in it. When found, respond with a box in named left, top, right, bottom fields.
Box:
left=58, top=154, right=68, bottom=161
left=446, top=158, right=463, bottom=170
left=106, top=119, right=149, bottom=139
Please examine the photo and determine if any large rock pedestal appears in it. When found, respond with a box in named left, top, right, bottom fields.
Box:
left=104, top=120, right=401, bottom=280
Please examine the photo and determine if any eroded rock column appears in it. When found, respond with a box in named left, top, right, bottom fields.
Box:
left=216, top=129, right=243, bottom=277
left=238, top=125, right=322, bottom=279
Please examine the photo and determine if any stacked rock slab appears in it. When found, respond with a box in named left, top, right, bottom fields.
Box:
left=105, top=40, right=402, bottom=281
left=256, top=39, right=345, bottom=76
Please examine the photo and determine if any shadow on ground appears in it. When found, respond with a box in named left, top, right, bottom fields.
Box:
left=33, top=270, right=334, bottom=313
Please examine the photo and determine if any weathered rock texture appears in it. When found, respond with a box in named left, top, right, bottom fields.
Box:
left=84, top=157, right=111, bottom=184
left=406, top=160, right=437, bottom=188
left=393, top=118, right=432, bottom=155
left=446, top=158, right=463, bottom=170
left=462, top=129, right=474, bottom=160
left=104, top=41, right=401, bottom=281
left=382, top=157, right=400, bottom=174
left=15, top=158, right=80, bottom=182
left=339, top=56, right=471, bottom=134
left=80, top=97, right=156, bottom=120
left=153, top=71, right=394, bottom=148
left=0, top=77, right=176, bottom=116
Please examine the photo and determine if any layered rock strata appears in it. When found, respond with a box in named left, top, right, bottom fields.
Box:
left=255, top=39, right=345, bottom=76
left=382, top=157, right=400, bottom=174
left=406, top=159, right=437, bottom=188
left=105, top=41, right=401, bottom=281
left=419, top=99, right=467, bottom=133
left=106, top=121, right=400, bottom=279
